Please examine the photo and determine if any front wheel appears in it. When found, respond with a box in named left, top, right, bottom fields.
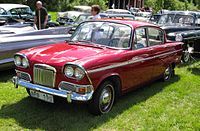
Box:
left=88, top=81, right=115, bottom=115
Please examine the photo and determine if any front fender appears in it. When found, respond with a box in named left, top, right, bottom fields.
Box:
left=90, top=72, right=121, bottom=90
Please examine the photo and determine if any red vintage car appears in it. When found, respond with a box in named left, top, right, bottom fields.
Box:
left=13, top=20, right=183, bottom=115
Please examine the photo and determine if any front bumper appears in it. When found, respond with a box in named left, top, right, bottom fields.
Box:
left=12, top=76, right=94, bottom=103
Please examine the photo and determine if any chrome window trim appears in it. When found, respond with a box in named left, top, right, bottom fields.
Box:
left=88, top=49, right=182, bottom=73
left=70, top=20, right=134, bottom=50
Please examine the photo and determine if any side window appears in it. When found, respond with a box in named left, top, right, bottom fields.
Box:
left=148, top=27, right=164, bottom=46
left=134, top=28, right=147, bottom=49
left=9, top=9, right=18, bottom=15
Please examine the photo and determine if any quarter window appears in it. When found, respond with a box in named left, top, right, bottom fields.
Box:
left=148, top=27, right=164, bottom=46
left=134, top=28, right=147, bottom=49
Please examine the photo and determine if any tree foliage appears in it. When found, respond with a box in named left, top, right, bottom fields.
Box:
left=145, top=0, right=199, bottom=12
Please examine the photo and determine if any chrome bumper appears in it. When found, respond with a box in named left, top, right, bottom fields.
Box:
left=12, top=76, right=93, bottom=103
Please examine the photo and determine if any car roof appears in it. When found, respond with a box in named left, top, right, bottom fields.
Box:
left=106, top=14, right=135, bottom=17
left=106, top=9, right=130, bottom=13
left=0, top=4, right=29, bottom=11
left=97, top=19, right=157, bottom=28
left=162, top=11, right=196, bottom=16
left=74, top=6, right=91, bottom=10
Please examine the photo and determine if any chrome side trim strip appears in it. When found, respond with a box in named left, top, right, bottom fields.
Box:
left=88, top=49, right=182, bottom=73
left=0, top=58, right=14, bottom=64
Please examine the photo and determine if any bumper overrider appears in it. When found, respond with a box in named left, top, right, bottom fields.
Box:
left=12, top=76, right=94, bottom=103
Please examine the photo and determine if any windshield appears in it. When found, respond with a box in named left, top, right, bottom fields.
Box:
left=10, top=7, right=32, bottom=15
left=71, top=21, right=132, bottom=49
left=75, top=15, right=91, bottom=24
left=158, top=14, right=194, bottom=25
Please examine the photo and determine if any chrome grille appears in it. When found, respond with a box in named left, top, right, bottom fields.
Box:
left=33, top=64, right=56, bottom=88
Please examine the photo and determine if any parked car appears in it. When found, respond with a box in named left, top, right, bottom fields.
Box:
left=0, top=4, right=58, bottom=27
left=0, top=23, right=35, bottom=36
left=149, top=14, right=162, bottom=24
left=57, top=11, right=84, bottom=25
left=58, top=13, right=135, bottom=26
left=0, top=26, right=72, bottom=70
left=13, top=20, right=183, bottom=115
left=0, top=4, right=34, bottom=25
left=105, top=9, right=132, bottom=14
left=57, top=6, right=91, bottom=25
left=106, top=14, right=135, bottom=20
left=135, top=12, right=152, bottom=22
left=156, top=11, right=200, bottom=62
left=73, top=5, right=91, bottom=13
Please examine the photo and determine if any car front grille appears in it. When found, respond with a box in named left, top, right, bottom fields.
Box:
left=33, top=64, right=56, bottom=88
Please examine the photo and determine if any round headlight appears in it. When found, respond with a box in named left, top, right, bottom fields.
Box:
left=175, top=34, right=183, bottom=42
left=75, top=67, right=85, bottom=80
left=64, top=66, right=74, bottom=77
left=14, top=56, right=22, bottom=66
left=22, top=58, right=29, bottom=68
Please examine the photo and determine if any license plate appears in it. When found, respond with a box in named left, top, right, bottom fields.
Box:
left=30, top=90, right=54, bottom=103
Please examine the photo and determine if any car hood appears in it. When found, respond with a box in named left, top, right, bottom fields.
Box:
left=20, top=42, right=119, bottom=71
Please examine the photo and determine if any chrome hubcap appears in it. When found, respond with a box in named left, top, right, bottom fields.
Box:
left=99, top=85, right=113, bottom=112
left=184, top=51, right=190, bottom=62
left=164, top=67, right=171, bottom=80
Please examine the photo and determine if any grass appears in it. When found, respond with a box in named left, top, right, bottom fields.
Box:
left=0, top=61, right=200, bottom=130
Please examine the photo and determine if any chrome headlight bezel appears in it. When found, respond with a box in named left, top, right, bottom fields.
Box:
left=14, top=56, right=22, bottom=66
left=63, top=64, right=86, bottom=80
left=14, top=54, right=29, bottom=68
left=74, top=67, right=85, bottom=80
left=22, top=57, right=29, bottom=68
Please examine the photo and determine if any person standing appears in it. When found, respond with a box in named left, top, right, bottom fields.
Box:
left=91, top=5, right=101, bottom=20
left=34, top=1, right=48, bottom=30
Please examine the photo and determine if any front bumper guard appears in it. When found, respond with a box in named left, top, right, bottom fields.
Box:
left=12, top=76, right=93, bottom=103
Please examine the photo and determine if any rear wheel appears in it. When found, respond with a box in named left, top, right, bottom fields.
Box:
left=182, top=48, right=190, bottom=63
left=163, top=65, right=173, bottom=82
left=88, top=81, right=115, bottom=115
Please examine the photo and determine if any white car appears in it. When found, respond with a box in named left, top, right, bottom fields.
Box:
left=105, top=9, right=132, bottom=14
left=57, top=5, right=91, bottom=18
left=135, top=12, right=152, bottom=22
left=0, top=4, right=33, bottom=20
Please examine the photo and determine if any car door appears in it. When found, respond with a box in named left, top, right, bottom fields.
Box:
left=122, top=27, right=155, bottom=91
left=147, top=27, right=174, bottom=78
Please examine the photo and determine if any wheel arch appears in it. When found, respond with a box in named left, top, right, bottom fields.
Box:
left=95, top=73, right=122, bottom=98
